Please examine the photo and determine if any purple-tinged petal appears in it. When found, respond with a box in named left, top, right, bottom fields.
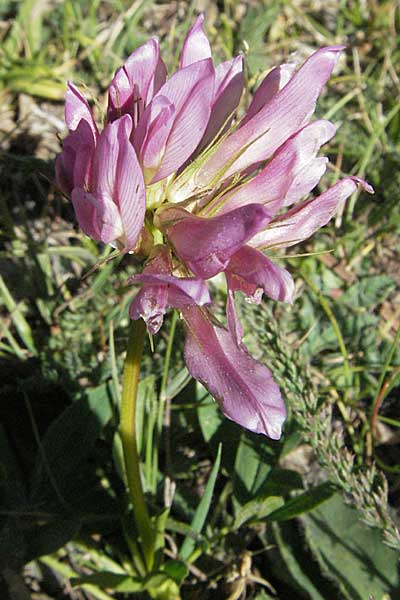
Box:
left=226, top=246, right=295, bottom=303
left=72, top=188, right=124, bottom=245
left=65, top=82, right=98, bottom=138
left=92, top=115, right=146, bottom=250
left=130, top=284, right=169, bottom=335
left=164, top=204, right=271, bottom=279
left=240, top=62, right=296, bottom=127
left=56, top=119, right=96, bottom=195
left=250, top=176, right=374, bottom=249
left=226, top=289, right=244, bottom=346
left=179, top=14, right=212, bottom=68
left=183, top=307, right=286, bottom=438
left=134, top=95, right=175, bottom=180
left=199, top=55, right=244, bottom=150
left=107, top=39, right=167, bottom=124
left=213, top=120, right=336, bottom=216
left=129, top=246, right=211, bottom=333
left=284, top=157, right=328, bottom=208
left=197, top=46, right=344, bottom=187
left=134, top=273, right=211, bottom=308
left=71, top=188, right=101, bottom=242
left=148, top=58, right=215, bottom=182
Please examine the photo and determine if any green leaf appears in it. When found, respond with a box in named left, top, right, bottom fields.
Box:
left=233, top=433, right=277, bottom=505
left=239, top=4, right=280, bottom=74
left=179, top=443, right=222, bottom=562
left=3, top=0, right=48, bottom=57
left=24, top=518, right=80, bottom=563
left=47, top=246, right=97, bottom=267
left=30, top=383, right=114, bottom=504
left=163, top=559, right=188, bottom=585
left=72, top=571, right=180, bottom=598
left=267, top=483, right=338, bottom=521
left=259, top=468, right=304, bottom=497
left=271, top=521, right=329, bottom=600
left=234, top=495, right=284, bottom=529
left=197, top=384, right=223, bottom=443
left=0, top=274, right=37, bottom=355
left=72, top=573, right=143, bottom=592
left=302, top=494, right=400, bottom=600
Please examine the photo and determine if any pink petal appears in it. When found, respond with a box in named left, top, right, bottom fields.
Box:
left=250, top=176, right=374, bottom=249
left=65, top=82, right=98, bottom=138
left=149, top=58, right=215, bottom=182
left=226, top=246, right=295, bottom=303
left=165, top=204, right=271, bottom=279
left=56, top=119, right=96, bottom=195
left=71, top=188, right=101, bottom=241
left=92, top=115, right=146, bottom=250
left=107, top=39, right=167, bottom=124
left=197, top=46, right=344, bottom=187
left=129, top=247, right=211, bottom=333
left=284, top=157, right=328, bottom=208
left=179, top=14, right=212, bottom=68
left=130, top=284, right=169, bottom=335
left=240, top=62, right=296, bottom=127
left=213, top=120, right=336, bottom=216
left=199, top=56, right=244, bottom=150
left=226, top=289, right=244, bottom=346
left=183, top=307, right=286, bottom=438
left=134, top=95, right=175, bottom=179
left=135, top=273, right=211, bottom=307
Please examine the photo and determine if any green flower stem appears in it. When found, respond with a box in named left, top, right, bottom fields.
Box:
left=120, top=318, right=154, bottom=572
left=151, top=310, right=178, bottom=491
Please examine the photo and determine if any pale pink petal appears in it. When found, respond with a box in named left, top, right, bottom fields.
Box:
left=134, top=95, right=175, bottom=179
left=130, top=285, right=169, bottom=334
left=56, top=119, right=96, bottom=195
left=149, top=58, right=215, bottom=182
left=183, top=307, right=286, bottom=439
left=199, top=56, right=244, bottom=150
left=93, top=115, right=146, bottom=250
left=197, top=46, right=344, bottom=187
left=284, top=157, right=328, bottom=207
left=240, top=62, right=296, bottom=127
left=165, top=204, right=271, bottom=279
left=71, top=188, right=102, bottom=241
left=226, top=289, right=244, bottom=346
left=134, top=273, right=211, bottom=307
left=65, top=82, right=98, bottom=138
left=115, top=123, right=147, bottom=250
left=107, top=39, right=167, bottom=124
left=213, top=120, right=336, bottom=216
left=179, top=14, right=211, bottom=68
left=226, top=246, right=295, bottom=303
left=129, top=246, right=211, bottom=333
left=250, top=177, right=374, bottom=249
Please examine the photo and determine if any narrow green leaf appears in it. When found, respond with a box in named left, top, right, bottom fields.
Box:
left=179, top=443, right=222, bottom=562
left=71, top=573, right=143, bottom=592
left=233, top=495, right=284, bottom=529
left=0, top=275, right=36, bottom=354
left=267, top=483, right=338, bottom=521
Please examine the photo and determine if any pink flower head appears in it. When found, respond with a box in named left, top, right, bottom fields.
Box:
left=57, top=14, right=373, bottom=438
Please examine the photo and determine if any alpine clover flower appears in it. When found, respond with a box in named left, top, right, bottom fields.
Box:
left=56, top=14, right=373, bottom=440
